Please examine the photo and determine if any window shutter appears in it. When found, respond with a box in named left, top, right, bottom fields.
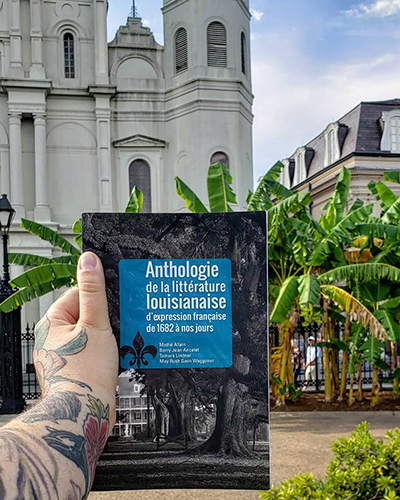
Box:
left=207, top=22, right=227, bottom=68
left=175, top=28, right=188, bottom=74
left=241, top=32, right=246, bottom=74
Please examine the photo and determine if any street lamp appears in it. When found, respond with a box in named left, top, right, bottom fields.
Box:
left=0, top=194, right=24, bottom=414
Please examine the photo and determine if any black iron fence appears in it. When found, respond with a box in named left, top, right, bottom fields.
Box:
left=270, top=322, right=397, bottom=390
left=6, top=321, right=398, bottom=404
left=21, top=324, right=40, bottom=400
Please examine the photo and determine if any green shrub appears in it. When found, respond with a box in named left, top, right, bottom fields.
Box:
left=260, top=423, right=400, bottom=500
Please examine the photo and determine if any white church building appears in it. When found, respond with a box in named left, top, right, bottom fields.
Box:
left=0, top=0, right=254, bottom=319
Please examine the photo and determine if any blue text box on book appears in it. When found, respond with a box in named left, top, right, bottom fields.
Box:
left=119, top=259, right=232, bottom=370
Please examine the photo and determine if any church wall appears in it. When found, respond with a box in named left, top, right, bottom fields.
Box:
left=46, top=94, right=98, bottom=224
left=41, top=0, right=96, bottom=86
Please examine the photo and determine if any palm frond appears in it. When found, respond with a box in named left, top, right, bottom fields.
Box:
left=10, top=263, right=77, bottom=288
left=319, top=263, right=400, bottom=285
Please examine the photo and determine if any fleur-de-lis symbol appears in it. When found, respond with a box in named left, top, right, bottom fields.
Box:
left=120, top=332, right=158, bottom=369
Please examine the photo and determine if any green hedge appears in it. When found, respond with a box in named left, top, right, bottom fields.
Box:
left=260, top=423, right=400, bottom=500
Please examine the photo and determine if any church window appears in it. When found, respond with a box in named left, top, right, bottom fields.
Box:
left=241, top=32, right=246, bottom=74
left=63, top=33, right=75, bottom=79
left=390, top=117, right=400, bottom=152
left=175, top=28, right=188, bottom=74
left=210, top=152, right=229, bottom=167
left=207, top=22, right=227, bottom=68
left=129, top=159, right=152, bottom=213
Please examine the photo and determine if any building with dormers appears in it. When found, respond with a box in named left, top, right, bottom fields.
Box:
left=279, top=99, right=400, bottom=219
left=0, top=0, right=253, bottom=320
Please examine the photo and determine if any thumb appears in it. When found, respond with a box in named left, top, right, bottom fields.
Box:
left=77, top=252, right=111, bottom=330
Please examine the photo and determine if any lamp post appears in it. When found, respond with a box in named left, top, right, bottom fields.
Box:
left=0, top=194, right=24, bottom=414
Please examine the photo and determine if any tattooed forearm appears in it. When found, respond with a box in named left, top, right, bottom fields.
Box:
left=1, top=393, right=110, bottom=499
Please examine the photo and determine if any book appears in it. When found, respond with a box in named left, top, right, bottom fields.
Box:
left=82, top=211, right=270, bottom=491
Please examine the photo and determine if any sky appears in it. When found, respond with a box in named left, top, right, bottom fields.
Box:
left=107, top=0, right=400, bottom=184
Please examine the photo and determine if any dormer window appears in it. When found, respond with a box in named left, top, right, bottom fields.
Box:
left=280, top=159, right=291, bottom=188
left=293, top=147, right=307, bottom=186
left=380, top=110, right=400, bottom=152
left=324, top=122, right=340, bottom=167
left=390, top=117, right=400, bottom=151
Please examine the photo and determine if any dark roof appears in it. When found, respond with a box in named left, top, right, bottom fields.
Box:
left=291, top=99, right=400, bottom=180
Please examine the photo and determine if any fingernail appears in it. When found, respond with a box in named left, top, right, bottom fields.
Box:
left=79, top=252, right=97, bottom=270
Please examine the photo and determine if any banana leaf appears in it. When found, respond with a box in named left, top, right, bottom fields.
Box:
left=207, top=162, right=237, bottom=212
left=125, top=186, right=143, bottom=213
left=268, top=192, right=311, bottom=219
left=8, top=253, right=79, bottom=266
left=175, top=177, right=208, bottom=213
left=384, top=171, right=400, bottom=185
left=321, top=285, right=387, bottom=340
left=319, top=263, right=400, bottom=285
left=0, top=277, right=74, bottom=313
left=270, top=275, right=299, bottom=324
left=321, top=167, right=351, bottom=230
left=375, top=181, right=397, bottom=211
left=308, top=205, right=374, bottom=267
left=298, top=274, right=321, bottom=306
left=374, top=310, right=400, bottom=342
left=10, top=263, right=77, bottom=288
left=354, top=223, right=400, bottom=240
left=21, top=219, right=80, bottom=256
left=382, top=198, right=400, bottom=224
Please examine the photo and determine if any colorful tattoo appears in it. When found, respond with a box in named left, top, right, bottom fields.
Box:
left=34, top=315, right=92, bottom=396
left=43, top=395, right=110, bottom=496
left=0, top=316, right=111, bottom=498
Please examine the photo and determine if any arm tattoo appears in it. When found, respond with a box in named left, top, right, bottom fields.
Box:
left=34, top=315, right=92, bottom=396
left=0, top=316, right=111, bottom=498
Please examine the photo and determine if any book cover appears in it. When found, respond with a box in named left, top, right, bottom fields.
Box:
left=82, top=211, right=270, bottom=491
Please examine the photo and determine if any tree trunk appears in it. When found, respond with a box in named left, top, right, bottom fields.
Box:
left=357, top=363, right=363, bottom=402
left=328, top=306, right=339, bottom=394
left=391, top=341, right=399, bottom=399
left=276, top=310, right=298, bottom=404
left=166, top=384, right=195, bottom=442
left=338, top=314, right=351, bottom=402
left=323, top=299, right=333, bottom=402
left=151, top=391, right=169, bottom=439
left=348, top=374, right=355, bottom=406
left=198, top=355, right=253, bottom=456
left=371, top=365, right=380, bottom=407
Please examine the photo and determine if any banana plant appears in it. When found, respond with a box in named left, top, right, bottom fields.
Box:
left=0, top=186, right=143, bottom=313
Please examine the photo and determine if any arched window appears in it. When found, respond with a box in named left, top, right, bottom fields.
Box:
left=63, top=33, right=75, bottom=79
left=129, top=159, right=152, bottom=213
left=175, top=27, right=188, bottom=74
left=390, top=117, right=400, bottom=152
left=207, top=22, right=227, bottom=68
left=241, top=32, right=246, bottom=75
left=210, top=152, right=229, bottom=167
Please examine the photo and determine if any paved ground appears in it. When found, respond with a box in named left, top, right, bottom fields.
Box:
left=89, top=411, right=399, bottom=500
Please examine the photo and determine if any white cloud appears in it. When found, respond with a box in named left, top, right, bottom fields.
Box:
left=251, top=30, right=400, bottom=184
left=344, top=0, right=400, bottom=18
left=250, top=9, right=264, bottom=21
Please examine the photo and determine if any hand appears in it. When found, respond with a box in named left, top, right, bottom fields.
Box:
left=34, top=252, right=118, bottom=425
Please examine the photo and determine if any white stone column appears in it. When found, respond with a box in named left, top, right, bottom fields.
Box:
left=8, top=113, right=25, bottom=220
left=29, top=0, right=45, bottom=79
left=95, top=96, right=113, bottom=211
left=94, top=0, right=109, bottom=85
left=0, top=148, right=10, bottom=197
left=33, top=113, right=51, bottom=221
left=9, top=0, right=23, bottom=77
